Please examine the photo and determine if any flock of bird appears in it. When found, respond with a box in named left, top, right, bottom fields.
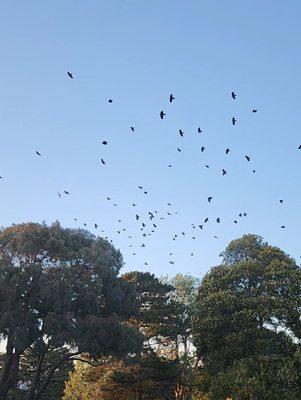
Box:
left=8, top=71, right=299, bottom=267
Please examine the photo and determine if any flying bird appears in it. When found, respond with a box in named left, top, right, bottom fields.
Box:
left=252, top=109, right=257, bottom=113
left=36, top=151, right=41, bottom=156
left=232, top=117, right=237, bottom=126
left=222, top=169, right=227, bottom=176
left=160, top=111, right=166, bottom=119
left=208, top=197, right=212, bottom=203
left=279, top=200, right=284, bottom=204
left=231, top=91, right=236, bottom=99
left=177, top=148, right=182, bottom=152
left=201, top=146, right=205, bottom=152
left=169, top=94, right=175, bottom=103
left=245, top=155, right=251, bottom=162
left=102, top=141, right=108, bottom=145
left=131, top=127, right=135, bottom=132
left=179, top=129, right=184, bottom=137
left=216, top=218, right=221, bottom=223
left=67, top=71, right=73, bottom=79
left=197, top=127, right=203, bottom=133
left=64, top=190, right=69, bottom=195
left=101, top=158, right=106, bottom=165
left=108, top=99, right=113, bottom=103
left=94, top=224, right=98, bottom=229
left=226, top=148, right=230, bottom=154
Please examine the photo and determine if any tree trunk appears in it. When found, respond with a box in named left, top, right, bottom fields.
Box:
left=0, top=350, right=20, bottom=400
left=25, top=351, right=47, bottom=400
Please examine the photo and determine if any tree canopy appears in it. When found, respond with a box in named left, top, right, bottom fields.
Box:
left=0, top=222, right=142, bottom=400
left=192, top=234, right=301, bottom=400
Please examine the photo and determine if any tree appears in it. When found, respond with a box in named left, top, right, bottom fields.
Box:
left=170, top=274, right=200, bottom=357
left=0, top=222, right=142, bottom=400
left=121, top=271, right=180, bottom=348
left=63, top=353, right=183, bottom=400
left=192, top=234, right=301, bottom=400
left=9, top=347, right=73, bottom=400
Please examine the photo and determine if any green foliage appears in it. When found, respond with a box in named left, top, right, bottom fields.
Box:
left=63, top=353, right=186, bottom=400
left=193, top=234, right=301, bottom=400
left=122, top=271, right=181, bottom=344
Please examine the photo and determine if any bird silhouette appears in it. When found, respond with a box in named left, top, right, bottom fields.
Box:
left=160, top=111, right=166, bottom=119
left=197, top=127, right=203, bottom=133
left=64, top=190, right=69, bottom=195
left=36, top=151, right=41, bottom=156
left=252, top=109, right=257, bottom=113
left=279, top=200, right=284, bottom=204
left=231, top=91, right=236, bottom=99
left=216, top=218, right=221, bottom=223
left=226, top=148, right=230, bottom=154
left=201, top=146, right=205, bottom=152
left=208, top=197, right=212, bottom=203
left=179, top=129, right=184, bottom=137
left=245, top=155, right=251, bottom=162
left=67, top=72, right=73, bottom=79
left=108, top=99, right=113, bottom=103
left=169, top=94, right=175, bottom=103
left=131, top=127, right=135, bottom=132
left=232, top=117, right=237, bottom=126
left=102, top=141, right=108, bottom=145
left=101, top=158, right=106, bottom=165
left=177, top=148, right=182, bottom=152
left=222, top=169, right=227, bottom=176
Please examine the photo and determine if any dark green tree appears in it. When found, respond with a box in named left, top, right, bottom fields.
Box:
left=192, top=234, right=301, bottom=400
left=121, top=271, right=181, bottom=347
left=9, top=347, right=73, bottom=400
left=0, top=222, right=142, bottom=400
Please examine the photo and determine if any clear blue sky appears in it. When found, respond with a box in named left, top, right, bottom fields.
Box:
left=1, top=1, right=301, bottom=279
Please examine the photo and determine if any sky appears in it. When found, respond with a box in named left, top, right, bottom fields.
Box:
left=0, top=0, right=301, bottom=279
